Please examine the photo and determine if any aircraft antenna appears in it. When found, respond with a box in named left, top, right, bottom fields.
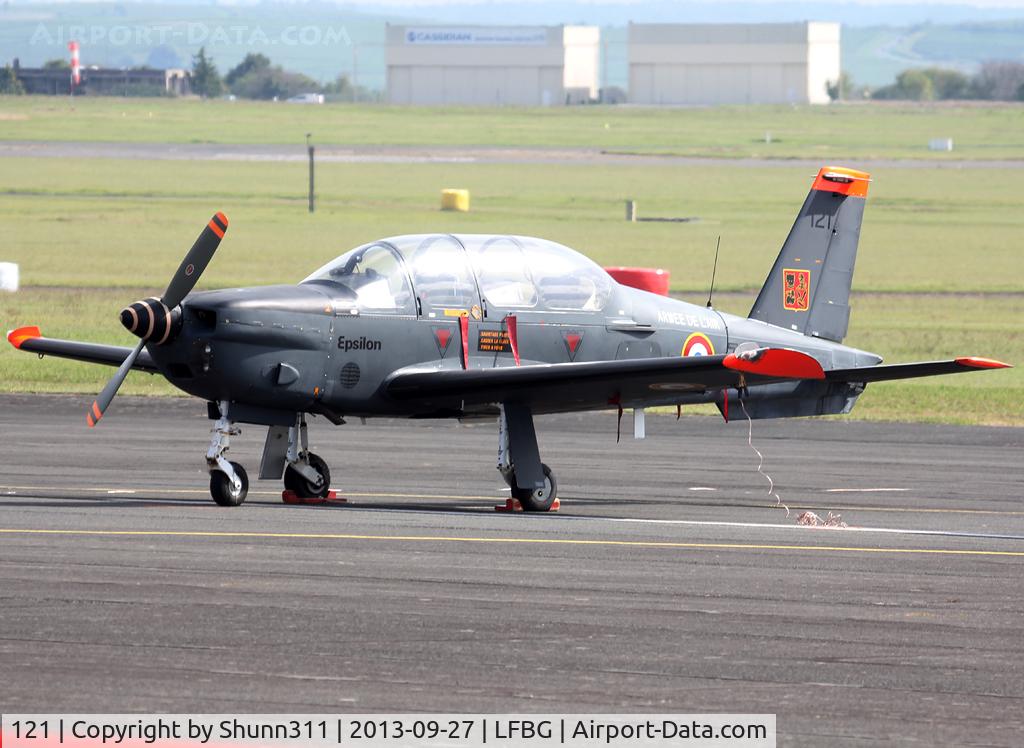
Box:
left=706, top=235, right=721, bottom=308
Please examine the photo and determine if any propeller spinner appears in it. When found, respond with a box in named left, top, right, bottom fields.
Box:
left=88, top=212, right=228, bottom=427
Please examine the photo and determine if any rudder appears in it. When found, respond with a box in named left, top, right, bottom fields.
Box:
left=748, top=166, right=870, bottom=343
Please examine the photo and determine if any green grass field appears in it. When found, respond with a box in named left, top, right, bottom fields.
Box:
left=0, top=99, right=1021, bottom=425
left=2, top=97, right=1024, bottom=160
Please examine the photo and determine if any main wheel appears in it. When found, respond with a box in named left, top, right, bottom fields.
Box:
left=210, top=461, right=249, bottom=506
left=511, top=463, right=557, bottom=512
left=284, top=452, right=331, bottom=499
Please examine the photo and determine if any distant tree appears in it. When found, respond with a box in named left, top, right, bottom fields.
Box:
left=873, top=69, right=935, bottom=101
left=230, top=65, right=320, bottom=100
left=920, top=67, right=970, bottom=99
left=1018, top=82, right=1024, bottom=101
left=826, top=71, right=854, bottom=101
left=146, top=45, right=183, bottom=70
left=320, top=73, right=378, bottom=102
left=321, top=74, right=353, bottom=97
left=0, top=64, right=25, bottom=95
left=191, top=46, right=222, bottom=98
left=898, top=69, right=935, bottom=100
left=42, top=58, right=70, bottom=70
left=225, top=53, right=271, bottom=88
left=971, top=61, right=1024, bottom=100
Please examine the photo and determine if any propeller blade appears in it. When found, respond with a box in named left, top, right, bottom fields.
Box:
left=87, top=339, right=145, bottom=427
left=161, top=212, right=229, bottom=308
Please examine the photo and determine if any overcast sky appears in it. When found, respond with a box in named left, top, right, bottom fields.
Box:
left=356, top=0, right=1024, bottom=5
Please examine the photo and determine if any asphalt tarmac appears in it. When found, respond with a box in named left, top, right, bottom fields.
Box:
left=1, top=394, right=1022, bottom=746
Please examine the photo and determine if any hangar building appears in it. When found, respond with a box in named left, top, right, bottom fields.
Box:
left=628, top=22, right=840, bottom=105
left=386, top=25, right=600, bottom=106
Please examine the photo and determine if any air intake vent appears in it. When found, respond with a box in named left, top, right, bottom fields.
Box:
left=340, top=362, right=360, bottom=389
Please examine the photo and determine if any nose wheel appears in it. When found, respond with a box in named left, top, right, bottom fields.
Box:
left=211, top=461, right=249, bottom=506
left=205, top=402, right=249, bottom=506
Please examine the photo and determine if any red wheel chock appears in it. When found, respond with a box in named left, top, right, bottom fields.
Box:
left=282, top=490, right=347, bottom=505
left=495, top=497, right=560, bottom=513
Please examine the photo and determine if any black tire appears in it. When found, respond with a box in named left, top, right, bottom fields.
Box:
left=284, top=452, right=331, bottom=499
left=210, top=461, right=248, bottom=507
left=511, top=463, right=557, bottom=512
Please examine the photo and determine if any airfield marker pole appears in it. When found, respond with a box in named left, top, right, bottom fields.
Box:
left=306, top=133, right=315, bottom=213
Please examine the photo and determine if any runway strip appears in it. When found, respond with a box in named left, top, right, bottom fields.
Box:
left=3, top=140, right=1022, bottom=168
left=0, top=394, right=1022, bottom=746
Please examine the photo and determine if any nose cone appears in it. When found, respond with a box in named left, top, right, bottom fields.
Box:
left=120, top=305, right=140, bottom=334
left=119, top=298, right=181, bottom=345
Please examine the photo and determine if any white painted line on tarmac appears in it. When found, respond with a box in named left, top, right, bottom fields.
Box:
left=561, top=513, right=1024, bottom=542
left=826, top=488, right=910, bottom=493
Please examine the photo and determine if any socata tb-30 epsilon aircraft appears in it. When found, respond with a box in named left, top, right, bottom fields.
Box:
left=8, top=166, right=1010, bottom=508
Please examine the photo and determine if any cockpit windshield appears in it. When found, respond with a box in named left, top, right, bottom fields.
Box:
left=302, top=242, right=415, bottom=314
left=304, top=234, right=613, bottom=314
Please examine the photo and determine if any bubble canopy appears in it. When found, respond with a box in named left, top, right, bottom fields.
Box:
left=302, top=234, right=615, bottom=313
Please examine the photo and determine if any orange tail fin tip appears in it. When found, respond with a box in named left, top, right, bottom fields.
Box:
left=812, top=166, right=871, bottom=198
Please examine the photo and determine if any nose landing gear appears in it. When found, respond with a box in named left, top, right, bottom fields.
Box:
left=206, top=401, right=248, bottom=506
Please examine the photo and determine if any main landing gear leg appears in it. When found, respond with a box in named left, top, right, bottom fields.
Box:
left=497, top=402, right=558, bottom=512
left=206, top=400, right=248, bottom=506
left=283, top=413, right=331, bottom=499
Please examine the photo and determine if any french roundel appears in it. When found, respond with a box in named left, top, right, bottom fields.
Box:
left=682, top=332, right=715, bottom=357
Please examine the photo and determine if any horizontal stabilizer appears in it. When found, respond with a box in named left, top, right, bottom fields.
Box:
left=7, top=326, right=159, bottom=373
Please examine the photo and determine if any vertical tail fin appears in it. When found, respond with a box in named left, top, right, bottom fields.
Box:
left=748, top=166, right=870, bottom=343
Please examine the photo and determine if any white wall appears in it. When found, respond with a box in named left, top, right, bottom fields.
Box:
left=562, top=25, right=600, bottom=100
left=628, top=22, right=840, bottom=106
left=386, top=24, right=599, bottom=106
left=806, top=22, right=841, bottom=104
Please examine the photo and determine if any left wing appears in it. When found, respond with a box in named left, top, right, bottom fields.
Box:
left=385, top=348, right=825, bottom=412
left=7, top=326, right=160, bottom=373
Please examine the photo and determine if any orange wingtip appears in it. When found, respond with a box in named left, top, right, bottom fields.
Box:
left=724, top=348, right=825, bottom=380
left=7, top=325, right=42, bottom=349
left=955, top=357, right=1012, bottom=370
left=813, top=166, right=871, bottom=198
